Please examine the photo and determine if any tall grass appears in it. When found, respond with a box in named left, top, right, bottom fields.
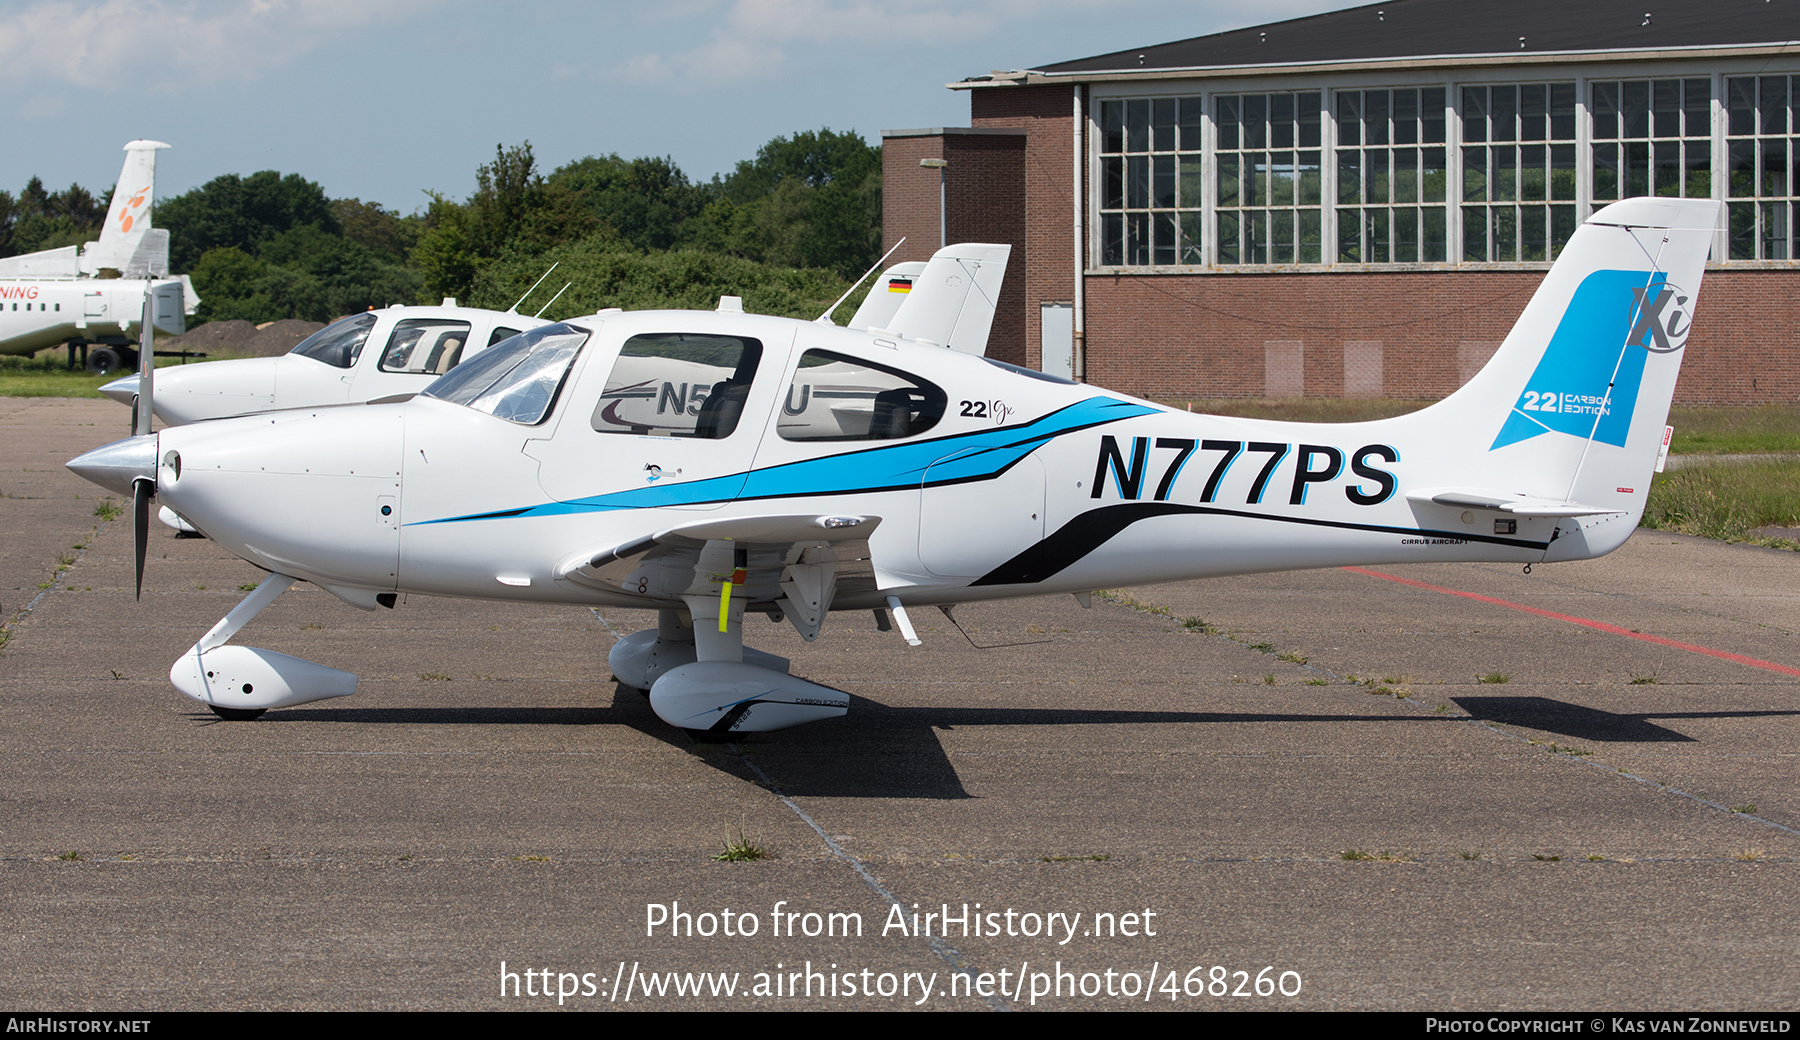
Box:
left=1641, top=460, right=1800, bottom=546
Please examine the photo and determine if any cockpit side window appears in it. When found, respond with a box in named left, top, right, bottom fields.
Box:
left=421, top=322, right=590, bottom=425
left=290, top=312, right=378, bottom=369
left=378, top=318, right=472, bottom=375
left=592, top=333, right=763, bottom=439
left=777, top=350, right=946, bottom=441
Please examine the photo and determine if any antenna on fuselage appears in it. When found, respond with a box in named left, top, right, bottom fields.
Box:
left=533, top=282, right=572, bottom=319
left=507, top=262, right=559, bottom=314
left=814, top=237, right=905, bottom=326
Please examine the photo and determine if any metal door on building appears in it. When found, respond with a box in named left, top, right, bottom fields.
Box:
left=1039, top=302, right=1073, bottom=381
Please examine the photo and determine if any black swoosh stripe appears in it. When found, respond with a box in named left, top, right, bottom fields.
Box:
left=970, top=503, right=1552, bottom=587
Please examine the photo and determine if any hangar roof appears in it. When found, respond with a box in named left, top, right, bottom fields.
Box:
left=974, top=0, right=1800, bottom=83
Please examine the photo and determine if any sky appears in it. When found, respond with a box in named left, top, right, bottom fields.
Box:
left=0, top=0, right=1354, bottom=211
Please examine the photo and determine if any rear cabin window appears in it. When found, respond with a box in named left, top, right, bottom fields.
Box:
left=378, top=318, right=472, bottom=375
left=777, top=350, right=946, bottom=441
left=592, top=333, right=762, bottom=439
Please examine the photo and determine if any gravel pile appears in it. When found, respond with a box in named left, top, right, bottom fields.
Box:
left=158, top=318, right=328, bottom=359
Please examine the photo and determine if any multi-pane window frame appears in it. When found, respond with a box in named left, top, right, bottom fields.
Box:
left=1085, top=63, right=1800, bottom=273
left=1213, top=89, right=1326, bottom=265
left=1456, top=81, right=1581, bottom=263
left=1095, top=96, right=1206, bottom=266
left=1723, top=72, right=1800, bottom=260
left=1335, top=85, right=1452, bottom=264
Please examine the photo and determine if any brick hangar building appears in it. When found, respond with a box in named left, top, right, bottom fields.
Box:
left=881, top=0, right=1800, bottom=404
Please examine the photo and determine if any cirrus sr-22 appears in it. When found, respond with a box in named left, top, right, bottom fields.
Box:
left=67, top=198, right=1718, bottom=740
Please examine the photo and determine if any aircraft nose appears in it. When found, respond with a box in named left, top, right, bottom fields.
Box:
left=98, top=374, right=140, bottom=407
left=67, top=433, right=158, bottom=497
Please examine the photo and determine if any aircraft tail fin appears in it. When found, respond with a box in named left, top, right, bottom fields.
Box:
left=847, top=261, right=927, bottom=334
left=853, top=243, right=1010, bottom=355
left=79, top=140, right=170, bottom=276
left=1406, top=197, right=1722, bottom=560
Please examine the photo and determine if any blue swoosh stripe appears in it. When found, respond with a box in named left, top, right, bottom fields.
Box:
left=413, top=396, right=1157, bottom=525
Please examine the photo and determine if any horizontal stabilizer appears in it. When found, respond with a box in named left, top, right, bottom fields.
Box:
left=1407, top=488, right=1621, bottom=518
left=0, top=245, right=81, bottom=278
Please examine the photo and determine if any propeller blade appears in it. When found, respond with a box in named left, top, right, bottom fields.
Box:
left=133, top=478, right=151, bottom=601
left=135, top=280, right=155, bottom=437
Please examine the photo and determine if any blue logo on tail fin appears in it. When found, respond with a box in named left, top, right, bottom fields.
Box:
left=1490, top=270, right=1667, bottom=451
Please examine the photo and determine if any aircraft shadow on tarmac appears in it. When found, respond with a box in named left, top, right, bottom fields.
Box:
left=191, top=684, right=1507, bottom=800
left=1452, top=695, right=1800, bottom=743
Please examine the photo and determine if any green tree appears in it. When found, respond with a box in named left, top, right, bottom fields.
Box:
left=464, top=230, right=867, bottom=322
left=549, top=154, right=707, bottom=252
left=695, top=128, right=881, bottom=277
left=413, top=142, right=597, bottom=301
left=158, top=170, right=339, bottom=271
left=1, top=176, right=110, bottom=256
left=331, top=198, right=419, bottom=261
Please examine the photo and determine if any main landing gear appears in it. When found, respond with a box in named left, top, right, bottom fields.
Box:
left=607, top=540, right=848, bottom=741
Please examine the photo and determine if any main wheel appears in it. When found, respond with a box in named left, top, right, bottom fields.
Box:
left=209, top=705, right=266, bottom=721
left=86, top=347, right=124, bottom=375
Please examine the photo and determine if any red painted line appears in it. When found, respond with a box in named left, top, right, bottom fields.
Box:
left=1342, top=565, right=1800, bottom=679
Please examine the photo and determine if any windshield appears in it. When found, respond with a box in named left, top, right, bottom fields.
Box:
left=422, top=322, right=590, bottom=425
left=290, top=312, right=378, bottom=369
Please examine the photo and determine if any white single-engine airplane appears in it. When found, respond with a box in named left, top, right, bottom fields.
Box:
left=0, top=140, right=199, bottom=373
left=68, top=198, right=1716, bottom=738
left=97, top=302, right=554, bottom=426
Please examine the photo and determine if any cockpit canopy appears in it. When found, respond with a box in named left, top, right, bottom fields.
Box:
left=421, top=322, right=589, bottom=425
left=289, top=313, right=377, bottom=369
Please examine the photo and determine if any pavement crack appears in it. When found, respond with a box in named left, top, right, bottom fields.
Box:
left=729, top=748, right=1008, bottom=1011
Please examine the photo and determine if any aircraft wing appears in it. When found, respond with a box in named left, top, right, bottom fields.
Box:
left=553, top=513, right=883, bottom=640
left=1406, top=487, right=1623, bottom=518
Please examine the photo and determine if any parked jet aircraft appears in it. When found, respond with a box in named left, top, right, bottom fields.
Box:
left=67, top=199, right=1716, bottom=737
left=0, top=141, right=199, bottom=372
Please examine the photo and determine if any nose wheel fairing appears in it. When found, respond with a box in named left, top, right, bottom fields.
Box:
left=168, top=574, right=358, bottom=712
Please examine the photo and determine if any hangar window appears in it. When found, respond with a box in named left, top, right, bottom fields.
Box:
left=1592, top=78, right=1712, bottom=204
left=1098, top=97, right=1204, bottom=265
left=1724, top=75, right=1800, bottom=259
left=1335, top=88, right=1449, bottom=263
left=1216, top=91, right=1324, bottom=264
left=592, top=333, right=763, bottom=439
left=777, top=350, right=946, bottom=441
left=1460, top=83, right=1579, bottom=261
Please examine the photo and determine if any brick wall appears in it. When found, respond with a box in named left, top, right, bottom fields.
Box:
left=881, top=129, right=1029, bottom=366
left=971, top=85, right=1077, bottom=372
left=886, top=87, right=1800, bottom=405
left=1079, top=268, right=1800, bottom=405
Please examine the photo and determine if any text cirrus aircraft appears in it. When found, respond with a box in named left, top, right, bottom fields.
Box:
left=0, top=140, right=198, bottom=373
left=68, top=198, right=1716, bottom=738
